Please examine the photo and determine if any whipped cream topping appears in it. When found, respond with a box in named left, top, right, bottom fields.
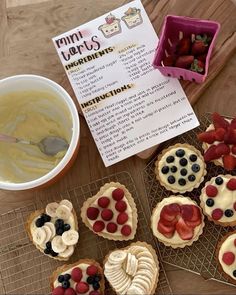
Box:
left=219, top=233, right=236, bottom=280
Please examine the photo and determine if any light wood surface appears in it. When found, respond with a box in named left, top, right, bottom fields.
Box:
left=0, top=0, right=236, bottom=294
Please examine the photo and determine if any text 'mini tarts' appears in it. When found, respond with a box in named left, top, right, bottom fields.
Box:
left=81, top=182, right=138, bottom=241
left=26, top=199, right=79, bottom=261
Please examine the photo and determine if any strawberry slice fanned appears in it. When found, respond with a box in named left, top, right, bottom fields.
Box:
left=176, top=218, right=194, bottom=240
left=212, top=112, right=230, bottom=130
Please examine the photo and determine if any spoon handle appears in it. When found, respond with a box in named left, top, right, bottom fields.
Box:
left=0, top=134, right=19, bottom=143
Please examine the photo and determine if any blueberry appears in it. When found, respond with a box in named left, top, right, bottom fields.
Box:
left=192, top=164, right=200, bottom=173
left=179, top=158, right=188, bottom=166
left=161, top=166, right=169, bottom=174
left=94, top=275, right=101, bottom=282
left=188, top=175, right=196, bottom=182
left=175, top=149, right=185, bottom=157
left=225, top=209, right=234, bottom=217
left=167, top=176, right=175, bottom=184
left=166, top=156, right=175, bottom=163
left=56, top=228, right=64, bottom=236
left=62, top=280, right=70, bottom=289
left=55, top=219, right=64, bottom=229
left=189, top=154, right=197, bottom=162
left=87, top=276, right=94, bottom=284
left=233, top=270, right=236, bottom=278
left=93, top=282, right=100, bottom=290
left=64, top=224, right=71, bottom=232
left=64, top=274, right=71, bottom=281
left=215, top=177, right=223, bottom=185
left=180, top=168, right=188, bottom=176
left=171, top=166, right=177, bottom=173
left=44, top=248, right=51, bottom=255
left=50, top=250, right=58, bottom=257
left=35, top=218, right=44, bottom=228
left=178, top=178, right=186, bottom=186
left=206, top=198, right=214, bottom=207
left=58, top=275, right=64, bottom=283
left=46, top=241, right=52, bottom=249
left=41, top=213, right=51, bottom=222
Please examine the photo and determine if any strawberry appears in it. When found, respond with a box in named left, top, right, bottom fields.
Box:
left=106, top=222, right=117, bottom=233
left=191, top=206, right=202, bottom=222
left=76, top=282, right=89, bottom=294
left=163, top=55, right=175, bottom=67
left=215, top=143, right=230, bottom=157
left=222, top=252, right=235, bottom=265
left=224, top=127, right=236, bottom=144
left=181, top=205, right=193, bottom=221
left=212, top=112, right=229, bottom=130
left=115, top=200, right=127, bottom=212
left=52, top=287, right=65, bottom=295
left=176, top=218, right=194, bottom=240
left=215, top=128, right=226, bottom=141
left=101, top=209, right=113, bottom=221
left=211, top=208, right=223, bottom=220
left=197, top=130, right=216, bottom=144
left=175, top=55, right=194, bottom=69
left=64, top=288, right=76, bottom=295
left=230, top=117, right=236, bottom=129
left=160, top=217, right=178, bottom=227
left=198, top=53, right=207, bottom=62
left=206, top=185, right=218, bottom=197
left=121, top=224, right=132, bottom=236
left=223, top=154, right=236, bottom=170
left=112, top=188, right=124, bottom=201
left=191, top=34, right=211, bottom=55
left=160, top=204, right=181, bottom=221
left=226, top=179, right=236, bottom=190
left=87, top=207, right=99, bottom=220
left=117, top=212, right=128, bottom=225
left=98, top=197, right=110, bottom=208
left=186, top=219, right=202, bottom=228
left=93, top=221, right=105, bottom=232
left=232, top=145, right=236, bottom=155
left=190, top=59, right=205, bottom=73
left=86, top=265, right=98, bottom=276
left=204, top=145, right=218, bottom=162
left=176, top=37, right=191, bottom=55
left=71, top=267, right=83, bottom=283
left=157, top=221, right=175, bottom=238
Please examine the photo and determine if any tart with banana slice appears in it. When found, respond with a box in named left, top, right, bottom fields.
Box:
left=104, top=241, right=159, bottom=295
left=26, top=199, right=79, bottom=261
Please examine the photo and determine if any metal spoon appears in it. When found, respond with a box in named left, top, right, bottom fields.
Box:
left=0, top=134, right=69, bottom=156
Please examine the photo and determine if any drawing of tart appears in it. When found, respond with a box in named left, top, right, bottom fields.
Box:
left=121, top=7, right=143, bottom=29
left=98, top=13, right=121, bottom=38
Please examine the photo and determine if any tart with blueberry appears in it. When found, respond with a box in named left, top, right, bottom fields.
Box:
left=200, top=175, right=236, bottom=226
left=216, top=231, right=236, bottom=284
left=81, top=182, right=138, bottom=241
left=51, top=259, right=105, bottom=295
left=26, top=199, right=79, bottom=261
left=155, top=143, right=206, bottom=193
left=151, top=195, right=204, bottom=248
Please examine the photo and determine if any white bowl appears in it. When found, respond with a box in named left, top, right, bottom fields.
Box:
left=0, top=74, right=80, bottom=190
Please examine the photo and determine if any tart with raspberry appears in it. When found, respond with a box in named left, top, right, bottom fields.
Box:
left=26, top=199, right=79, bottom=261
left=216, top=231, right=236, bottom=284
left=155, top=143, right=206, bottom=193
left=81, top=182, right=138, bottom=241
left=197, top=112, right=236, bottom=170
left=151, top=195, right=204, bottom=248
left=200, top=175, right=236, bottom=226
left=51, top=259, right=105, bottom=295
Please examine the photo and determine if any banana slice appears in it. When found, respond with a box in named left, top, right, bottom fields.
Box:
left=32, top=228, right=46, bottom=245
left=133, top=275, right=150, bottom=292
left=127, top=285, right=144, bottom=295
left=44, top=222, right=56, bottom=238
left=60, top=199, right=73, bottom=211
left=104, top=262, right=121, bottom=273
left=136, top=250, right=153, bottom=260
left=138, top=261, right=155, bottom=272
left=113, top=275, right=131, bottom=293
left=62, top=229, right=79, bottom=246
left=42, top=224, right=52, bottom=243
left=59, top=245, right=74, bottom=258
left=109, top=250, right=127, bottom=264
left=56, top=205, right=71, bottom=220
left=46, top=202, right=59, bottom=218
left=51, top=236, right=67, bottom=253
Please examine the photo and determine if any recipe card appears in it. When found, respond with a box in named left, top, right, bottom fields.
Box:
left=53, top=0, right=199, bottom=167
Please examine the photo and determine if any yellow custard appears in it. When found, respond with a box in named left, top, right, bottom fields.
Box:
left=0, top=91, right=72, bottom=183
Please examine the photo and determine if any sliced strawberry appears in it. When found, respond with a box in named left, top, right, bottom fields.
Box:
left=215, top=128, right=226, bottom=141
left=226, top=179, right=236, bottom=190
left=212, top=112, right=229, bottom=130
left=232, top=145, right=236, bottom=155
left=160, top=204, right=181, bottom=222
left=204, top=145, right=218, bottom=162
left=230, top=118, right=236, bottom=129
left=197, top=130, right=216, bottom=144
left=186, top=219, right=202, bottom=228
left=176, top=218, right=194, bottom=240
left=224, top=127, right=236, bottom=144
left=191, top=206, right=202, bottom=222
left=215, top=143, right=230, bottom=157
left=222, top=252, right=235, bottom=265
left=181, top=205, right=193, bottom=221
left=157, top=221, right=175, bottom=238
left=223, top=154, right=236, bottom=170
left=160, top=217, right=178, bottom=227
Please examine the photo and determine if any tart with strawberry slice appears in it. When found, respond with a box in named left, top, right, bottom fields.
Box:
left=51, top=259, right=105, bottom=295
left=151, top=196, right=204, bottom=248
left=200, top=175, right=236, bottom=226
left=197, top=112, right=236, bottom=170
left=81, top=182, right=138, bottom=241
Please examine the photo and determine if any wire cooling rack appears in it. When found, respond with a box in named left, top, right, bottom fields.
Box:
left=0, top=171, right=172, bottom=295
left=143, top=113, right=236, bottom=287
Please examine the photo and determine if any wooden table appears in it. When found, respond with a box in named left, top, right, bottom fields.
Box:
left=0, top=0, right=236, bottom=294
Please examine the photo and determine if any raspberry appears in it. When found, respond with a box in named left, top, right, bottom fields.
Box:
left=71, top=267, right=82, bottom=283
left=98, top=197, right=110, bottom=208
left=205, top=185, right=218, bottom=197
left=222, top=252, right=235, bottom=265
left=112, top=188, right=124, bottom=201
left=227, top=179, right=236, bottom=191
left=52, top=287, right=65, bottom=295
left=101, top=209, right=113, bottom=221
left=115, top=200, right=127, bottom=212
left=211, top=208, right=223, bottom=220
left=117, top=212, right=128, bottom=225
left=76, top=282, right=89, bottom=294
left=106, top=222, right=118, bottom=233
left=89, top=291, right=100, bottom=295
left=87, top=207, right=99, bottom=220
left=64, top=288, right=76, bottom=295
left=93, top=220, right=105, bottom=232
left=86, top=265, right=98, bottom=276
left=121, top=225, right=132, bottom=236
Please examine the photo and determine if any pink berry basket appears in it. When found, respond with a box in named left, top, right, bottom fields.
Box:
left=153, top=15, right=220, bottom=83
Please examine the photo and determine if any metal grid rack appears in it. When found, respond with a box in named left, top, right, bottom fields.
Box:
left=0, top=171, right=172, bottom=295
left=143, top=113, right=236, bottom=287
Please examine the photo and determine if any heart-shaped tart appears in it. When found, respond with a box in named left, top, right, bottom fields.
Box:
left=104, top=241, right=159, bottom=295
left=81, top=182, right=138, bottom=241
left=26, top=199, right=79, bottom=261
left=151, top=195, right=204, bottom=248
left=51, top=259, right=105, bottom=295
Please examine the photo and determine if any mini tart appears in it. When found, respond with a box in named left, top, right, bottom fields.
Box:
left=81, top=182, right=138, bottom=241
left=51, top=259, right=105, bottom=295
left=155, top=143, right=206, bottom=193
left=104, top=241, right=159, bottom=295
left=26, top=200, right=79, bottom=261
left=151, top=195, right=205, bottom=248
left=216, top=231, right=236, bottom=284
left=200, top=175, right=236, bottom=226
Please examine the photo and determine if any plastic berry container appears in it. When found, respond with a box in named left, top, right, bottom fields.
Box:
left=153, top=15, right=220, bottom=83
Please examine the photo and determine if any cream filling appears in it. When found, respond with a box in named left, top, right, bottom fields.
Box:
left=152, top=196, right=203, bottom=245
left=219, top=233, right=236, bottom=280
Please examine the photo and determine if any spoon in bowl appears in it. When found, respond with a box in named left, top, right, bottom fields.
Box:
left=0, top=134, right=69, bottom=156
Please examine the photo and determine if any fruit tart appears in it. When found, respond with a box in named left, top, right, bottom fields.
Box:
left=26, top=199, right=79, bottom=261
left=155, top=143, right=206, bottom=193
left=216, top=231, right=236, bottom=284
left=81, top=182, right=138, bottom=241
left=151, top=195, right=204, bottom=248
left=197, top=112, right=236, bottom=170
left=200, top=175, right=236, bottom=226
left=104, top=241, right=159, bottom=295
left=51, top=259, right=105, bottom=295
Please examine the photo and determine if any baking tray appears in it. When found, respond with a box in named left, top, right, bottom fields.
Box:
left=0, top=171, right=172, bottom=295
left=143, top=113, right=236, bottom=287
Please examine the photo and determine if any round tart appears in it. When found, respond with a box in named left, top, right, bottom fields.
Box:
left=151, top=195, right=204, bottom=248
left=216, top=231, right=236, bottom=284
left=155, top=143, right=206, bottom=193
left=200, top=175, right=236, bottom=226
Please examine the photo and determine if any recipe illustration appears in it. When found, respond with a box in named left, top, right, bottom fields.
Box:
left=53, top=0, right=199, bottom=167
